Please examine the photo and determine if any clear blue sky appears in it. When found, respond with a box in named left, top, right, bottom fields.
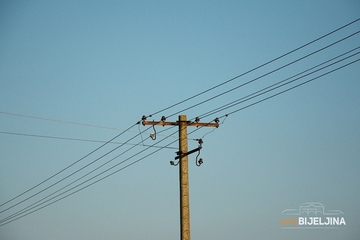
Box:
left=1, top=1, right=359, bottom=239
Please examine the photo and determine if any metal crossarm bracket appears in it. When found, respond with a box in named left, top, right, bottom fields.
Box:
left=175, top=147, right=202, bottom=160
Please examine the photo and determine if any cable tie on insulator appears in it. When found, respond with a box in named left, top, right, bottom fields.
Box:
left=161, top=116, right=166, bottom=126
left=198, top=139, right=203, bottom=149
left=170, top=160, right=179, bottom=166
left=141, top=115, right=147, bottom=125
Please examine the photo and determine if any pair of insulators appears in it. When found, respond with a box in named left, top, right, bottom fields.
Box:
left=141, top=115, right=166, bottom=121
left=170, top=158, right=204, bottom=166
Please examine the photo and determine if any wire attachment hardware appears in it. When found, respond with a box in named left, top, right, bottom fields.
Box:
left=170, top=150, right=181, bottom=166
left=170, top=160, right=180, bottom=166
left=195, top=139, right=203, bottom=167
left=171, top=139, right=204, bottom=167
left=150, top=123, right=156, bottom=140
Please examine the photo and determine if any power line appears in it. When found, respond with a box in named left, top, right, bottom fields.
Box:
left=0, top=117, right=218, bottom=225
left=0, top=117, right=215, bottom=226
left=0, top=128, right=181, bottom=226
left=0, top=133, right=174, bottom=224
left=2, top=56, right=358, bottom=225
left=4, top=51, right=358, bottom=215
left=2, top=18, right=359, bottom=225
left=0, top=122, right=139, bottom=208
left=147, top=17, right=360, bottom=118
left=223, top=58, right=360, bottom=117
left=0, top=131, right=177, bottom=149
left=166, top=30, right=360, bottom=118
left=2, top=18, right=358, bottom=131
left=0, top=111, right=126, bottom=131
left=0, top=121, right=177, bottom=213
left=138, top=34, right=360, bottom=135
left=0, top=124, right=154, bottom=215
left=1, top=57, right=358, bottom=226
left=3, top=26, right=356, bottom=153
left=200, top=47, right=360, bottom=119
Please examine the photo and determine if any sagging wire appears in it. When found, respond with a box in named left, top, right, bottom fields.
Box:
left=201, top=117, right=222, bottom=139
left=150, top=124, right=157, bottom=140
left=142, top=115, right=171, bottom=141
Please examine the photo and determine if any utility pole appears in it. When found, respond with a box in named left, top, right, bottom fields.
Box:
left=142, top=115, right=219, bottom=240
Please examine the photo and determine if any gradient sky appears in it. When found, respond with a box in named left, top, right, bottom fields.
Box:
left=1, top=1, right=359, bottom=239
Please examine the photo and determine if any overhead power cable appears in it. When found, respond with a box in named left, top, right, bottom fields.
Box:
left=200, top=47, right=360, bottom=118
left=0, top=59, right=360, bottom=226
left=0, top=117, right=217, bottom=225
left=147, top=17, right=360, bottom=118
left=1, top=57, right=358, bottom=226
left=0, top=111, right=125, bottom=131
left=1, top=18, right=359, bottom=226
left=0, top=117, right=215, bottom=226
left=0, top=129, right=176, bottom=224
left=0, top=131, right=177, bottom=149
left=166, top=30, right=360, bottom=118
left=0, top=127, right=181, bottom=226
left=0, top=124, right=154, bottom=214
left=222, top=58, right=360, bottom=117
left=3, top=26, right=357, bottom=149
left=0, top=122, right=139, bottom=208
left=3, top=17, right=359, bottom=130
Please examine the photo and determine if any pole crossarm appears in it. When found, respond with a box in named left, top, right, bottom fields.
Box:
left=141, top=117, right=219, bottom=128
left=142, top=120, right=177, bottom=126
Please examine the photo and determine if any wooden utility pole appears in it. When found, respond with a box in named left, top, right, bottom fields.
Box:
left=142, top=115, right=218, bottom=240
left=178, top=115, right=190, bottom=240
